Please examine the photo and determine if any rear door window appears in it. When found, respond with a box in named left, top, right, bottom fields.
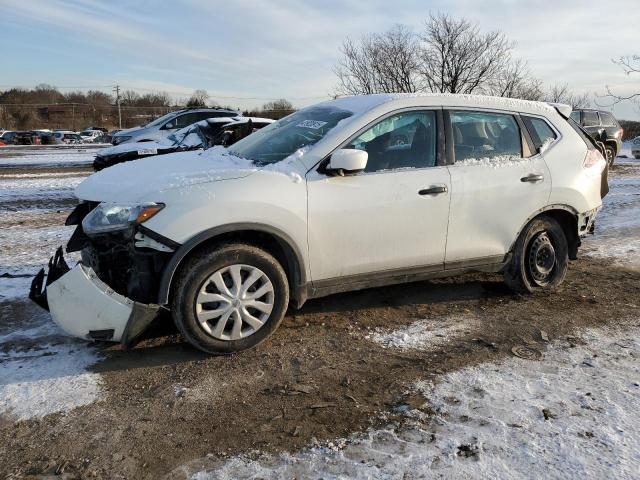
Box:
left=449, top=110, right=521, bottom=162
left=522, top=116, right=557, bottom=151
left=582, top=111, right=600, bottom=127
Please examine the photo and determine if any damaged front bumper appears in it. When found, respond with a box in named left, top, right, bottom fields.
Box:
left=29, top=248, right=161, bottom=349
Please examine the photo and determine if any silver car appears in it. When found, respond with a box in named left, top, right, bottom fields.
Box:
left=111, top=108, right=241, bottom=145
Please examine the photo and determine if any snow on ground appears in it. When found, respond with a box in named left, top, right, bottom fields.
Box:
left=0, top=222, right=76, bottom=270
left=0, top=336, right=102, bottom=421
left=0, top=172, right=86, bottom=202
left=0, top=149, right=101, bottom=421
left=0, top=146, right=98, bottom=167
left=364, top=315, right=476, bottom=351
left=181, top=324, right=640, bottom=479
left=583, top=156, right=640, bottom=268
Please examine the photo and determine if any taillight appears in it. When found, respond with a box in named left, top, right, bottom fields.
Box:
left=584, top=148, right=606, bottom=170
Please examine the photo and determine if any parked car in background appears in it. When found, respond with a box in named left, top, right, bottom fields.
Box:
left=80, top=129, right=104, bottom=143
left=93, top=117, right=274, bottom=171
left=110, top=108, right=242, bottom=146
left=31, top=94, right=607, bottom=354
left=570, top=109, right=622, bottom=165
left=0, top=131, right=38, bottom=145
left=53, top=131, right=83, bottom=144
left=0, top=131, right=15, bottom=143
left=631, top=143, right=640, bottom=159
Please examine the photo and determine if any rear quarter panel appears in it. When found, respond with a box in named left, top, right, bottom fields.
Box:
left=543, top=113, right=603, bottom=214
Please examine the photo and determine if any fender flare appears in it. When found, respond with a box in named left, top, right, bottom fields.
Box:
left=509, top=204, right=579, bottom=253
left=157, top=223, right=308, bottom=306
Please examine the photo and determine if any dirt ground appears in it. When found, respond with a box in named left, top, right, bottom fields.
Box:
left=1, top=255, right=639, bottom=479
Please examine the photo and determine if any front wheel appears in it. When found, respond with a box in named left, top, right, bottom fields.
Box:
left=604, top=144, right=615, bottom=167
left=171, top=243, right=289, bottom=354
left=504, top=216, right=569, bottom=293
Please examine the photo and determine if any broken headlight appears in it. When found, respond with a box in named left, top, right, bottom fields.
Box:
left=82, top=202, right=164, bottom=235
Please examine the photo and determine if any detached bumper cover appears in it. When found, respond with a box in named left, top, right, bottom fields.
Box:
left=29, top=253, right=160, bottom=348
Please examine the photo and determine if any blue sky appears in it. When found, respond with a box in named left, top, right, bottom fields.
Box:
left=1, top=0, right=639, bottom=119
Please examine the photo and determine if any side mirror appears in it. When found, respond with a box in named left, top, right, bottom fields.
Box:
left=165, top=123, right=174, bottom=130
left=328, top=149, right=368, bottom=175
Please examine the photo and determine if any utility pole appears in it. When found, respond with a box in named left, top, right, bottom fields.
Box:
left=113, top=85, right=122, bottom=129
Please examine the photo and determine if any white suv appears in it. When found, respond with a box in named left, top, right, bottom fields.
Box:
left=30, top=94, right=607, bottom=354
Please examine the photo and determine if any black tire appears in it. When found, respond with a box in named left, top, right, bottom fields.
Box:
left=604, top=144, right=615, bottom=167
left=171, top=243, right=289, bottom=354
left=504, top=216, right=569, bottom=293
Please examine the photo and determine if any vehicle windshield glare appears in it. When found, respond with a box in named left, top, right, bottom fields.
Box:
left=228, top=106, right=353, bottom=164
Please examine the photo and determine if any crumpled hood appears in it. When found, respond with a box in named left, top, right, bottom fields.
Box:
left=75, top=147, right=259, bottom=202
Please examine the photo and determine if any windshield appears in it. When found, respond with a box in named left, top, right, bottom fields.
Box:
left=144, top=111, right=179, bottom=128
left=228, top=106, right=353, bottom=164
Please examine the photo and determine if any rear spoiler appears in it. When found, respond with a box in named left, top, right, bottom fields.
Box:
left=548, top=103, right=572, bottom=118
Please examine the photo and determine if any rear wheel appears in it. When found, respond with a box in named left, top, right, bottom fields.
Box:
left=504, top=216, right=568, bottom=293
left=171, top=243, right=289, bottom=354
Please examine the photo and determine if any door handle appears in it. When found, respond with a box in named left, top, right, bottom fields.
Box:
left=521, top=174, right=544, bottom=183
left=419, top=186, right=448, bottom=195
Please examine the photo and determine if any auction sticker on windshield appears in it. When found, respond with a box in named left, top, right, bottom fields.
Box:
left=137, top=148, right=158, bottom=155
left=296, top=120, right=328, bottom=129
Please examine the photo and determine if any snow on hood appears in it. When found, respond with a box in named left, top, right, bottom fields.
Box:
left=95, top=139, right=172, bottom=157
left=75, top=146, right=259, bottom=202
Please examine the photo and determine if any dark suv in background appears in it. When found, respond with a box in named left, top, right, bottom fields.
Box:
left=570, top=109, right=623, bottom=165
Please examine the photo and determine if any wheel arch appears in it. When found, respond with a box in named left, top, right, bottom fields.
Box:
left=511, top=205, right=580, bottom=260
left=158, top=223, right=308, bottom=308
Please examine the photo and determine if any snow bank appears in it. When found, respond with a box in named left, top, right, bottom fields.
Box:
left=184, top=325, right=640, bottom=479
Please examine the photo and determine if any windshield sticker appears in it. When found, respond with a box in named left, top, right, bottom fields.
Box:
left=296, top=120, right=328, bottom=130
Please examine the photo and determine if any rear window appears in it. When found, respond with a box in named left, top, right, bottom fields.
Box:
left=522, top=116, right=557, bottom=151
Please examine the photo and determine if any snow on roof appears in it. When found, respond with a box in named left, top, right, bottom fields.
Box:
left=318, top=93, right=568, bottom=117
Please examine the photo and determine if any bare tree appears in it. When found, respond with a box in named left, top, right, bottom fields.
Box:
left=120, top=90, right=141, bottom=106
left=602, top=55, right=640, bottom=104
left=261, top=98, right=294, bottom=111
left=419, top=13, right=513, bottom=94
left=334, top=24, right=420, bottom=95
left=490, top=59, right=543, bottom=100
left=186, top=89, right=209, bottom=108
left=545, top=83, right=591, bottom=108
